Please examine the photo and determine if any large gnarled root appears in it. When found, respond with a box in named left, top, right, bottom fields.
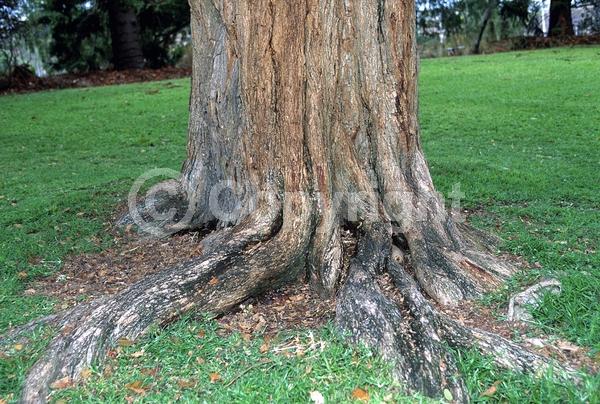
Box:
left=13, top=190, right=316, bottom=403
left=336, top=228, right=578, bottom=402
left=5, top=214, right=579, bottom=403
left=336, top=260, right=469, bottom=401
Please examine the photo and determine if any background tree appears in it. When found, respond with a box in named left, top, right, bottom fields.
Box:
left=38, top=0, right=189, bottom=72
left=548, top=0, right=574, bottom=35
left=106, top=0, right=144, bottom=70
left=4, top=1, right=576, bottom=402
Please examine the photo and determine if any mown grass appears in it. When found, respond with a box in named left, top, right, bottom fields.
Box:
left=1, top=46, right=599, bottom=402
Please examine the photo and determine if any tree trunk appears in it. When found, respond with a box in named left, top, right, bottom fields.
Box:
left=4, top=1, right=577, bottom=402
left=548, top=0, right=574, bottom=36
left=473, top=0, right=496, bottom=54
left=107, top=0, right=145, bottom=70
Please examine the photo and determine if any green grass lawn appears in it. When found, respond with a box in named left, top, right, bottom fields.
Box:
left=1, top=46, right=599, bottom=402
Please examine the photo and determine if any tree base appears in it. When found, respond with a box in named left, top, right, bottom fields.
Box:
left=2, top=215, right=578, bottom=403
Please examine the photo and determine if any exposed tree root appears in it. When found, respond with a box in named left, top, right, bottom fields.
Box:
left=335, top=230, right=577, bottom=401
left=3, top=215, right=580, bottom=403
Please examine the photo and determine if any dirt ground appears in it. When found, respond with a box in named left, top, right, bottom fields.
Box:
left=0, top=66, right=190, bottom=95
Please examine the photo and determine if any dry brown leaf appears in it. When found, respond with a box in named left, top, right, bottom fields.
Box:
left=209, top=372, right=221, bottom=383
left=80, top=368, right=92, bottom=380
left=0, top=398, right=7, bottom=404
left=50, top=376, right=73, bottom=390
left=177, top=379, right=196, bottom=388
left=241, top=333, right=252, bottom=342
left=117, top=337, right=134, bottom=347
left=557, top=340, right=580, bottom=353
left=13, top=344, right=23, bottom=351
left=125, top=380, right=146, bottom=395
left=104, top=365, right=114, bottom=377
left=351, top=387, right=369, bottom=402
left=480, top=381, right=500, bottom=397
left=17, top=271, right=27, bottom=279
left=258, top=341, right=269, bottom=353
left=197, top=329, right=206, bottom=338
left=209, top=276, right=219, bottom=286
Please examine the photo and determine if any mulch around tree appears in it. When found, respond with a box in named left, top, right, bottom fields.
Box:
left=31, top=223, right=597, bottom=373
left=0, top=66, right=191, bottom=95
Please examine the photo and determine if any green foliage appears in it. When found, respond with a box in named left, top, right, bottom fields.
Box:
left=1, top=47, right=599, bottom=401
left=0, top=0, right=46, bottom=76
left=39, top=0, right=111, bottom=72
left=36, top=0, right=190, bottom=72
left=417, top=0, right=544, bottom=56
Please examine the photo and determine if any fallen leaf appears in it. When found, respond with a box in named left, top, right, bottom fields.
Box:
left=0, top=399, right=6, bottom=404
left=259, top=341, right=270, bottom=353
left=241, top=333, right=252, bottom=342
left=80, top=368, right=92, bottom=379
left=50, top=376, right=73, bottom=390
left=443, top=388, right=453, bottom=401
left=118, top=337, right=134, bottom=347
left=125, top=380, right=146, bottom=395
left=177, top=379, right=196, bottom=388
left=209, top=372, right=221, bottom=383
left=351, top=387, right=369, bottom=402
left=196, top=357, right=205, bottom=365
left=209, top=276, right=219, bottom=286
left=480, top=381, right=500, bottom=397
left=310, top=390, right=325, bottom=404
left=13, top=344, right=23, bottom=351
left=17, top=271, right=28, bottom=279
left=104, top=365, right=114, bottom=377
left=197, top=329, right=206, bottom=338
left=557, top=340, right=580, bottom=353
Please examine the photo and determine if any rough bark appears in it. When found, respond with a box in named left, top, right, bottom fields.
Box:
left=107, top=0, right=145, bottom=70
left=4, top=0, right=575, bottom=402
left=548, top=0, right=574, bottom=36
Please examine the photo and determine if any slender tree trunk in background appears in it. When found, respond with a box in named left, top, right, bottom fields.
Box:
left=473, top=0, right=496, bottom=54
left=548, top=0, right=574, bottom=36
left=5, top=1, right=577, bottom=402
left=107, top=0, right=144, bottom=70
